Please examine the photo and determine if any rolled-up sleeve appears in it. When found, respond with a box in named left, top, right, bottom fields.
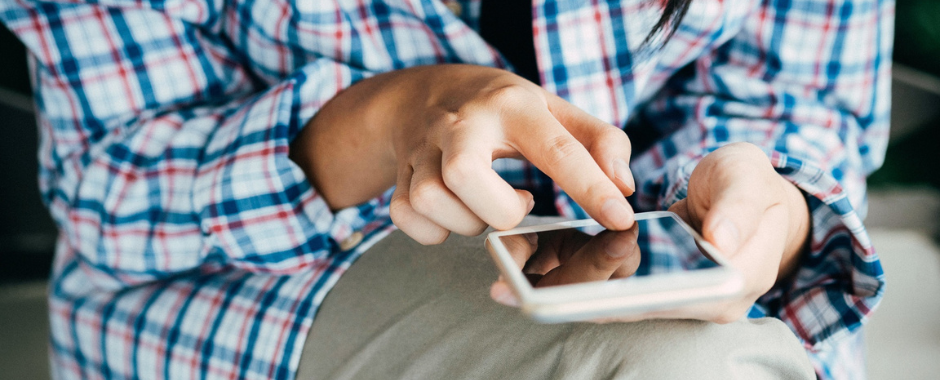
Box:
left=0, top=0, right=389, bottom=289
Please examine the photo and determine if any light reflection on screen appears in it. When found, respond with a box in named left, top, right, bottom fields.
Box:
left=503, top=215, right=719, bottom=288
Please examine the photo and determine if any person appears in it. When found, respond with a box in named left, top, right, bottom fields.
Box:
left=0, top=0, right=890, bottom=378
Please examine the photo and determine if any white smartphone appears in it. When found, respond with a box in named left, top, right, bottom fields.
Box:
left=485, top=211, right=743, bottom=323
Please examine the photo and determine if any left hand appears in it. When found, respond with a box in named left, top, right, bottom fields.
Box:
left=660, top=142, right=811, bottom=323
left=490, top=142, right=811, bottom=323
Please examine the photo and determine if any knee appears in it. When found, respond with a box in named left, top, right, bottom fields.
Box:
left=554, top=318, right=815, bottom=380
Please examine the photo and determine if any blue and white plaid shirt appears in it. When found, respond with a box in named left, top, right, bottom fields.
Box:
left=0, top=0, right=891, bottom=378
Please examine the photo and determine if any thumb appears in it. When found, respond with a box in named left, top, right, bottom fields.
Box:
left=667, top=198, right=692, bottom=227
left=701, top=192, right=767, bottom=256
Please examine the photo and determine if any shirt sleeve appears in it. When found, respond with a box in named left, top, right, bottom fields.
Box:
left=0, top=0, right=389, bottom=289
left=628, top=0, right=892, bottom=350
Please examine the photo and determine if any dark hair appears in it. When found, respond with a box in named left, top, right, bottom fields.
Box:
left=644, top=0, right=694, bottom=47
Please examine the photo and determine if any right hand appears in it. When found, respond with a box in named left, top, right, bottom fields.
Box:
left=293, top=64, right=637, bottom=244
left=388, top=65, right=636, bottom=243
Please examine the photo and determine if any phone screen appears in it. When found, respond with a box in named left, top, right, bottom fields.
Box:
left=493, top=213, right=721, bottom=289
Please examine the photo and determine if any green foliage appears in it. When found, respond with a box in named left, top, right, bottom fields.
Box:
left=895, top=0, right=940, bottom=77
left=869, top=118, right=940, bottom=190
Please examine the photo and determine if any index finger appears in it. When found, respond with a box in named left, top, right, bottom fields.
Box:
left=546, top=95, right=636, bottom=196
left=509, top=111, right=634, bottom=230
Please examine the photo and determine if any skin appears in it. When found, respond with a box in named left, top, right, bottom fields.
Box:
left=290, top=64, right=810, bottom=324
left=291, top=64, right=636, bottom=239
left=489, top=143, right=811, bottom=323
left=504, top=227, right=644, bottom=287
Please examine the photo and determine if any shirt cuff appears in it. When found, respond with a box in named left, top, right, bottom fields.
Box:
left=657, top=149, right=885, bottom=349
left=194, top=60, right=391, bottom=273
left=760, top=152, right=884, bottom=350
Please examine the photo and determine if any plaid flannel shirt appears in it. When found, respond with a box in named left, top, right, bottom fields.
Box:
left=0, top=0, right=891, bottom=378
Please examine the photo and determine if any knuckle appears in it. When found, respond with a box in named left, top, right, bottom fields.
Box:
left=389, top=193, right=411, bottom=215
left=431, top=110, right=465, bottom=131
left=409, top=180, right=444, bottom=214
left=466, top=223, right=488, bottom=236
left=389, top=194, right=451, bottom=245
left=540, top=135, right=584, bottom=168
left=725, top=141, right=761, bottom=154
left=428, top=109, right=475, bottom=146
left=709, top=153, right=748, bottom=173
left=441, top=154, right=477, bottom=188
left=483, top=84, right=536, bottom=107
left=599, top=126, right=630, bottom=148
left=481, top=205, right=524, bottom=231
left=440, top=110, right=462, bottom=125
left=719, top=143, right=770, bottom=169
left=415, top=230, right=449, bottom=246
left=695, top=149, right=774, bottom=193
left=389, top=199, right=413, bottom=226
left=581, top=180, right=612, bottom=204
left=491, top=213, right=524, bottom=232
left=455, top=220, right=489, bottom=237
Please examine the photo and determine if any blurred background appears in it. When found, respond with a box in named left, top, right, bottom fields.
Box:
left=1, top=1, right=938, bottom=379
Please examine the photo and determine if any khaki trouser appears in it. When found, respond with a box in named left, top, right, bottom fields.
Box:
left=297, top=220, right=815, bottom=380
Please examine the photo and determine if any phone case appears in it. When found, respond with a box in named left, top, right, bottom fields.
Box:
left=485, top=211, right=744, bottom=323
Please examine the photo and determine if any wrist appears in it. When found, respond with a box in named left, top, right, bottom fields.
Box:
left=375, top=66, right=438, bottom=162
left=358, top=68, right=424, bottom=163
left=290, top=71, right=409, bottom=209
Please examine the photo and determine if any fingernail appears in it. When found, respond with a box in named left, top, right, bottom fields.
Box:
left=524, top=232, right=538, bottom=245
left=613, top=158, right=635, bottom=193
left=601, top=198, right=632, bottom=226
left=527, top=196, right=535, bottom=213
left=713, top=217, right=740, bottom=254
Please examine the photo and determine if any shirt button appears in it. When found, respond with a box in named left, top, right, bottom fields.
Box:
left=339, top=231, right=364, bottom=251
left=445, top=1, right=462, bottom=17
